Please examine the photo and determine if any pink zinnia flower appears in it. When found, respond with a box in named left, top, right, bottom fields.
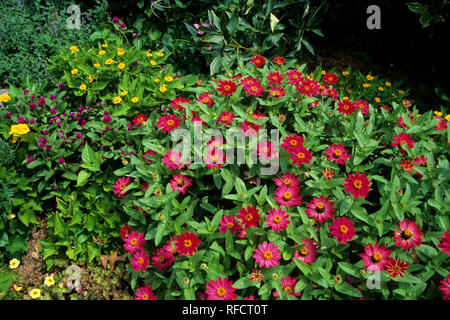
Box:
left=173, top=231, right=201, bottom=256
left=337, top=99, right=357, bottom=116
left=273, top=185, right=302, bottom=207
left=240, top=77, right=259, bottom=90
left=354, top=99, right=370, bottom=115
left=293, top=239, right=318, bottom=264
left=438, top=231, right=450, bottom=256
left=169, top=172, right=193, bottom=195
left=205, top=277, right=237, bottom=300
left=274, top=172, right=300, bottom=188
left=393, top=218, right=423, bottom=251
left=392, top=132, right=415, bottom=154
left=267, top=72, right=284, bottom=85
left=329, top=217, right=356, bottom=244
left=113, top=177, right=131, bottom=198
left=218, top=215, right=241, bottom=234
left=281, top=134, right=305, bottom=153
left=151, top=248, right=175, bottom=271
left=131, top=250, right=150, bottom=272
left=250, top=55, right=265, bottom=68
left=325, top=143, right=350, bottom=165
left=400, top=159, right=414, bottom=173
left=253, top=241, right=281, bottom=268
left=439, top=275, right=450, bottom=300
left=123, top=231, right=145, bottom=254
left=360, top=242, right=392, bottom=271
left=171, top=97, right=191, bottom=111
left=245, top=83, right=264, bottom=97
left=268, top=86, right=286, bottom=99
left=343, top=172, right=371, bottom=199
left=273, top=276, right=301, bottom=298
left=239, top=120, right=261, bottom=137
left=288, top=146, right=313, bottom=167
left=272, top=56, right=285, bottom=65
left=204, top=148, right=225, bottom=169
left=135, top=284, right=157, bottom=300
left=197, top=92, right=214, bottom=107
left=216, top=79, right=237, bottom=97
left=217, top=111, right=235, bottom=126
left=157, top=114, right=182, bottom=133
left=295, top=78, right=319, bottom=97
left=257, top=141, right=278, bottom=161
left=120, top=225, right=131, bottom=240
left=236, top=206, right=260, bottom=229
left=286, top=69, right=303, bottom=84
left=323, top=72, right=339, bottom=85
left=162, top=149, right=184, bottom=170
left=305, top=196, right=335, bottom=223
left=265, top=208, right=291, bottom=232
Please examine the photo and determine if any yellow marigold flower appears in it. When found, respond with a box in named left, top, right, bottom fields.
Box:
left=118, top=62, right=126, bottom=69
left=375, top=97, right=381, bottom=103
left=29, top=289, right=41, bottom=299
left=89, top=75, right=94, bottom=83
left=98, top=50, right=106, bottom=55
left=120, top=91, right=128, bottom=96
left=321, top=70, right=326, bottom=75
left=9, top=258, right=20, bottom=269
left=113, top=96, right=122, bottom=104
left=79, top=84, right=86, bottom=90
left=0, top=93, right=11, bottom=102
left=70, top=45, right=79, bottom=53
left=154, top=78, right=160, bottom=83
left=93, top=62, right=100, bottom=68
left=13, top=284, right=22, bottom=291
left=164, top=76, right=173, bottom=82
left=385, top=81, right=391, bottom=86
left=150, top=60, right=157, bottom=66
left=343, top=96, right=350, bottom=100
left=445, top=115, right=450, bottom=121
left=156, top=52, right=164, bottom=57
left=434, top=111, right=443, bottom=117
left=366, top=75, right=375, bottom=81
left=71, top=68, right=78, bottom=75
left=11, top=136, right=18, bottom=144
left=131, top=97, right=139, bottom=103
left=101, top=43, right=108, bottom=48
left=342, top=70, right=349, bottom=76
left=398, top=90, right=405, bottom=94
left=117, top=48, right=125, bottom=56
left=9, top=124, right=30, bottom=136
left=363, top=83, right=371, bottom=88
left=378, top=86, right=384, bottom=91
left=44, top=276, right=55, bottom=287
left=146, top=52, right=153, bottom=57
left=105, top=58, right=114, bottom=65
left=159, top=85, right=167, bottom=93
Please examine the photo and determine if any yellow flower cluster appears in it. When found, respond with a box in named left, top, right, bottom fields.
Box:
left=9, top=124, right=30, bottom=136
left=0, top=93, right=11, bottom=102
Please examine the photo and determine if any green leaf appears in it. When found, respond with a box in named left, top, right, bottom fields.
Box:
left=335, top=282, right=363, bottom=298
left=54, top=214, right=68, bottom=239
left=338, top=262, right=359, bottom=277
left=76, top=170, right=91, bottom=187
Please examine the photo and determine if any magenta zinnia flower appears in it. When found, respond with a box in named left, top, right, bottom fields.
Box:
left=205, top=277, right=237, bottom=300
left=360, top=242, right=392, bottom=271
left=217, top=111, right=235, bottom=126
left=329, top=217, right=356, bottom=244
left=273, top=276, right=302, bottom=298
left=123, top=231, right=145, bottom=254
left=265, top=208, right=291, bottom=232
left=288, top=146, right=313, bottom=167
left=274, top=172, right=300, bottom=188
left=392, top=132, right=415, bottom=152
left=343, top=172, right=371, bottom=199
left=162, top=149, right=184, bottom=170
left=267, top=72, right=284, bottom=85
left=173, top=231, right=201, bottom=256
left=305, top=196, right=335, bottom=223
left=131, top=250, right=150, bottom=272
left=151, top=248, right=175, bottom=271
left=293, top=238, right=318, bottom=264
left=438, top=231, right=450, bottom=256
left=273, top=185, right=302, bottom=207
left=337, top=99, right=357, bottom=116
left=136, top=284, right=157, bottom=300
left=253, top=241, right=281, bottom=268
left=239, top=120, right=261, bottom=137
left=218, top=215, right=241, bottom=234
left=197, top=92, right=214, bottom=107
left=385, top=257, right=409, bottom=279
left=170, top=97, right=191, bottom=111
left=439, top=275, right=450, bottom=300
left=281, top=134, right=305, bottom=153
left=236, top=206, right=260, bottom=229
left=157, top=114, right=182, bottom=133
left=250, top=55, right=265, bottom=68
left=393, top=218, right=423, bottom=251
left=325, top=143, right=350, bottom=165
left=169, top=172, right=193, bottom=195
left=113, top=177, right=131, bottom=198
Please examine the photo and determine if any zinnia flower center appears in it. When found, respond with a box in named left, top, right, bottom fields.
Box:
left=353, top=180, right=362, bottom=189
left=290, top=140, right=298, bottom=146
left=316, top=203, right=325, bottom=213
left=222, top=116, right=228, bottom=122
left=177, top=178, right=184, bottom=186
left=184, top=240, right=192, bottom=248
left=300, top=247, right=308, bottom=256
left=372, top=252, right=382, bottom=262
left=400, top=140, right=407, bottom=146
left=224, top=85, right=231, bottom=91
left=130, top=238, right=138, bottom=246
left=297, top=152, right=305, bottom=159
left=119, top=184, right=127, bottom=190
left=283, top=179, right=291, bottom=185
left=159, top=256, right=165, bottom=263
left=263, top=147, right=269, bottom=153
left=245, top=214, right=253, bottom=221
left=216, top=287, right=227, bottom=297
left=226, top=222, right=234, bottom=229
left=283, top=286, right=293, bottom=294
left=142, top=294, right=149, bottom=300
left=138, top=257, right=144, bottom=264
left=273, top=215, right=282, bottom=224
left=167, top=120, right=174, bottom=126
left=283, top=192, right=292, bottom=200
left=334, top=149, right=342, bottom=157
left=169, top=156, right=175, bottom=162
left=251, top=86, right=258, bottom=92
left=263, top=250, right=273, bottom=260
left=340, top=225, right=348, bottom=234
left=203, top=98, right=209, bottom=103
left=401, top=229, right=412, bottom=239
left=359, top=104, right=364, bottom=109
left=292, top=75, right=298, bottom=80
left=273, top=76, right=278, bottom=80
left=392, top=265, right=402, bottom=273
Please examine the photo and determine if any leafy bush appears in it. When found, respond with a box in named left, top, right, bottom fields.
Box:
left=0, top=0, right=107, bottom=87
